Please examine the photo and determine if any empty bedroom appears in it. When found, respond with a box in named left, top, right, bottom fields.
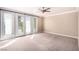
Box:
left=0, top=7, right=79, bottom=51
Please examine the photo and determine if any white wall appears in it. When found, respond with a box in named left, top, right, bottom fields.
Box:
left=38, top=17, right=43, bottom=33
left=78, top=12, right=79, bottom=49
left=44, top=12, right=78, bottom=38
left=78, top=12, right=79, bottom=39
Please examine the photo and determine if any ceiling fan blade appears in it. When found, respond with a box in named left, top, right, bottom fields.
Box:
left=42, top=7, right=49, bottom=10
left=46, top=11, right=50, bottom=12
left=39, top=7, right=51, bottom=13
left=45, top=8, right=50, bottom=10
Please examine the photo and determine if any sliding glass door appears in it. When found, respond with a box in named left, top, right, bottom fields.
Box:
left=31, top=16, right=37, bottom=33
left=0, top=10, right=38, bottom=40
left=1, top=11, right=14, bottom=40
left=16, top=14, right=25, bottom=36
left=25, top=16, right=38, bottom=34
left=25, top=15, right=31, bottom=34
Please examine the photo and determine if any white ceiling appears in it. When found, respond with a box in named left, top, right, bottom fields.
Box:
left=6, top=7, right=77, bottom=17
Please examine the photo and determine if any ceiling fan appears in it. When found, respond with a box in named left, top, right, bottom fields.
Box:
left=39, top=7, right=51, bottom=13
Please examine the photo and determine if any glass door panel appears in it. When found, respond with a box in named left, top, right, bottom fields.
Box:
left=17, top=15, right=25, bottom=36
left=31, top=17, right=37, bottom=33
left=25, top=16, right=37, bottom=34
left=4, top=13, right=12, bottom=35
left=25, top=16, right=31, bottom=34
left=1, top=12, right=14, bottom=40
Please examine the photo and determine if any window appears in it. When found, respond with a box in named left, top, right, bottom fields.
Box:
left=25, top=15, right=31, bottom=34
left=16, top=15, right=25, bottom=36
left=31, top=16, right=37, bottom=33
left=1, top=11, right=14, bottom=40
left=25, top=16, right=37, bottom=34
left=0, top=10, right=38, bottom=40
left=4, top=13, right=13, bottom=35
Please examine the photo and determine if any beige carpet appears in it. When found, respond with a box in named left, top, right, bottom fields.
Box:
left=0, top=33, right=78, bottom=51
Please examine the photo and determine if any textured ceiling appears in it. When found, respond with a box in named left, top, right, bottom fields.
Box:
left=6, top=7, right=77, bottom=17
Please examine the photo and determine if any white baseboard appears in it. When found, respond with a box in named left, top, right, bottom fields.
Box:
left=44, top=31, right=78, bottom=39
